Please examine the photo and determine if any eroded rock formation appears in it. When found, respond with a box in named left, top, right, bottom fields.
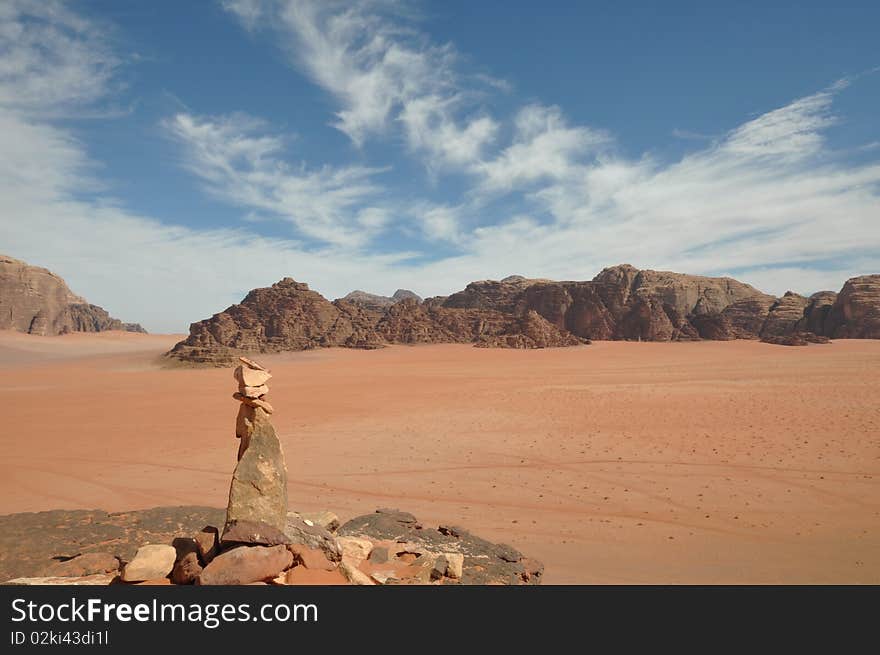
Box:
left=166, top=265, right=880, bottom=365
left=0, top=254, right=145, bottom=335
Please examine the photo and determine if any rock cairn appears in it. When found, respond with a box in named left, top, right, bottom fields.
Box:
left=225, top=357, right=288, bottom=537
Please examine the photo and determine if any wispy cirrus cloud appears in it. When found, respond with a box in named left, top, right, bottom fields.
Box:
left=223, top=0, right=501, bottom=170
left=165, top=112, right=391, bottom=247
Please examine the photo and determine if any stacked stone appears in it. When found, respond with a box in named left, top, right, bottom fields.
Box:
left=233, top=356, right=273, bottom=414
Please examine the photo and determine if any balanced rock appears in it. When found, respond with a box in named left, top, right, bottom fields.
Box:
left=240, top=384, right=269, bottom=398
left=232, top=393, right=274, bottom=414
left=198, top=545, right=293, bottom=585
left=239, top=356, right=267, bottom=371
left=121, top=544, right=176, bottom=582
left=234, top=365, right=272, bottom=388
left=224, top=406, right=288, bottom=536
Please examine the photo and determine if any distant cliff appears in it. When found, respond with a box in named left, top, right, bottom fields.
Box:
left=0, top=254, right=146, bottom=335
left=165, top=265, right=880, bottom=366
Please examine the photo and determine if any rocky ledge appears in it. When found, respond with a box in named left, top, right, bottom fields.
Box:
left=0, top=507, right=542, bottom=586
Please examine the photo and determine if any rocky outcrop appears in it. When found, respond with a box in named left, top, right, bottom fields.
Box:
left=0, top=506, right=543, bottom=586
left=824, top=275, right=880, bottom=338
left=166, top=265, right=880, bottom=365
left=340, top=288, right=422, bottom=312
left=166, top=278, right=384, bottom=365
left=760, top=292, right=812, bottom=339
left=796, top=291, right=838, bottom=335
left=0, top=254, right=145, bottom=335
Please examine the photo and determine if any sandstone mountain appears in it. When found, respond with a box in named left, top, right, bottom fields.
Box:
left=340, top=288, right=422, bottom=312
left=166, top=265, right=880, bottom=365
left=0, top=254, right=145, bottom=335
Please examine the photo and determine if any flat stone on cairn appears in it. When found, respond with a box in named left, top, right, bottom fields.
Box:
left=224, top=357, right=288, bottom=539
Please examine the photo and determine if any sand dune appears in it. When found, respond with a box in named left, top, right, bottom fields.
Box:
left=0, top=331, right=877, bottom=583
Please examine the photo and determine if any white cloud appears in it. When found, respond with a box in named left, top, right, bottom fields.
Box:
left=0, top=0, right=118, bottom=114
left=224, top=0, right=501, bottom=169
left=474, top=104, right=610, bottom=193
left=165, top=112, right=390, bottom=248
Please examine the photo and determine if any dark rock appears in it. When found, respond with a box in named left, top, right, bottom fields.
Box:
left=368, top=546, right=389, bottom=564
left=340, top=510, right=542, bottom=585
left=0, top=506, right=224, bottom=582
left=194, top=526, right=219, bottom=564
left=172, top=537, right=199, bottom=560
left=284, top=515, right=341, bottom=562
left=170, top=552, right=202, bottom=585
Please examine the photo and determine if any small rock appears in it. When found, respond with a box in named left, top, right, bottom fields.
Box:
left=198, top=545, right=293, bottom=585
left=370, top=570, right=399, bottom=585
left=338, top=536, right=373, bottom=563
left=121, top=544, right=176, bottom=582
left=240, top=384, right=269, bottom=398
left=171, top=552, right=202, bottom=585
left=195, top=526, right=219, bottom=564
left=431, top=555, right=448, bottom=580
left=232, top=392, right=274, bottom=414
left=368, top=546, right=389, bottom=564
left=222, top=519, right=291, bottom=546
left=234, top=365, right=272, bottom=387
left=285, top=514, right=341, bottom=561
left=339, top=558, right=374, bottom=585
left=172, top=537, right=199, bottom=560
left=288, top=544, right=336, bottom=572
left=445, top=553, right=464, bottom=579
left=238, top=356, right=267, bottom=372
left=44, top=553, right=119, bottom=577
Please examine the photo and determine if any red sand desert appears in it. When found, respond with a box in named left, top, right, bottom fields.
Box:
left=0, top=330, right=878, bottom=583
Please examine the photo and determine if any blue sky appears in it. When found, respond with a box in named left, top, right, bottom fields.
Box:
left=1, top=0, right=878, bottom=332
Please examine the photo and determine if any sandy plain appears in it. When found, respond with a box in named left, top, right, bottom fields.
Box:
left=0, top=330, right=878, bottom=583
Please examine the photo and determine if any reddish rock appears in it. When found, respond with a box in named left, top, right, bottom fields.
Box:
left=826, top=275, right=880, bottom=338
left=194, top=526, right=219, bottom=564
left=760, top=292, right=810, bottom=339
left=0, top=254, right=144, bottom=335
left=198, top=545, right=294, bottom=585
left=797, top=291, right=838, bottom=335
left=164, top=265, right=880, bottom=366
left=288, top=544, right=337, bottom=572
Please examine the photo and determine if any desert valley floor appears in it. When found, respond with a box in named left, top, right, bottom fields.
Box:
left=0, top=330, right=878, bottom=583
